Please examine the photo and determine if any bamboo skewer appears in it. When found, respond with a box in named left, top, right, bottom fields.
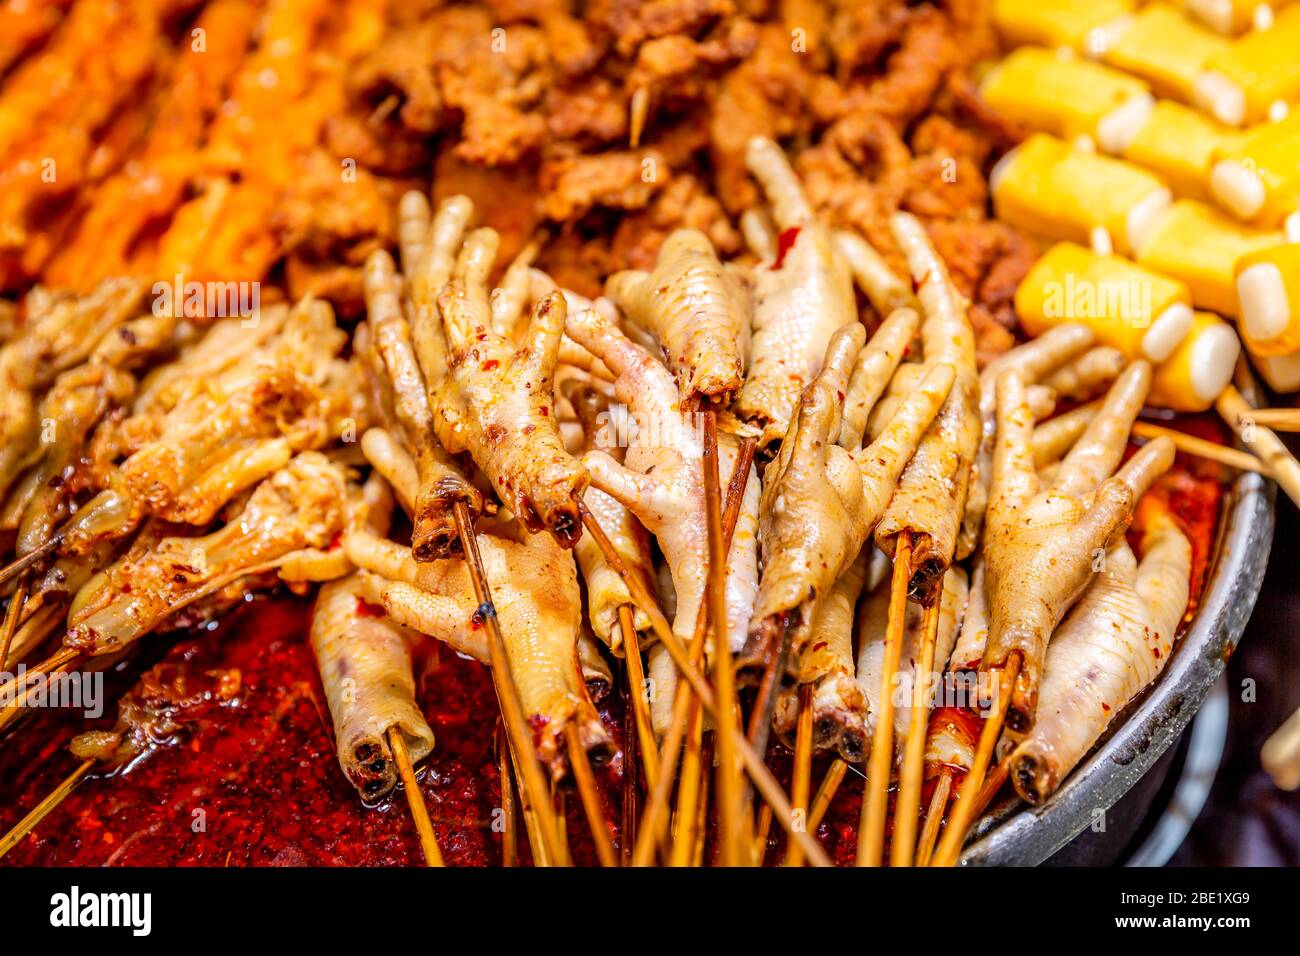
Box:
left=1243, top=407, right=1300, bottom=432
left=497, top=723, right=518, bottom=867
left=1132, top=422, right=1270, bottom=476
left=620, top=665, right=639, bottom=865
left=891, top=600, right=941, bottom=867
left=553, top=790, right=572, bottom=866
left=752, top=804, right=773, bottom=863
left=915, top=766, right=953, bottom=867
left=0, top=646, right=82, bottom=735
left=857, top=531, right=913, bottom=867
left=620, top=606, right=659, bottom=789
left=670, top=698, right=707, bottom=866
left=0, top=758, right=94, bottom=861
left=701, top=409, right=745, bottom=866
left=930, top=651, right=1022, bottom=867
left=564, top=722, right=617, bottom=867
left=388, top=726, right=444, bottom=867
left=784, top=682, right=815, bottom=867
left=0, top=571, right=30, bottom=675
left=975, top=756, right=1012, bottom=817
left=0, top=536, right=60, bottom=591
left=625, top=434, right=754, bottom=865
left=582, top=502, right=831, bottom=867
left=629, top=87, right=649, bottom=149
left=1217, top=383, right=1300, bottom=511
left=807, top=758, right=848, bottom=834
left=453, top=501, right=566, bottom=867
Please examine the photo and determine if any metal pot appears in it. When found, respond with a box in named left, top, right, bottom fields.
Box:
left=962, top=467, right=1275, bottom=866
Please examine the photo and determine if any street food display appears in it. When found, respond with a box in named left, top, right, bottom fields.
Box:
left=1, top=0, right=1298, bottom=868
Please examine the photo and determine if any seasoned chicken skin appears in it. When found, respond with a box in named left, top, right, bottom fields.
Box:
left=66, top=452, right=348, bottom=656
left=564, top=381, right=655, bottom=654
left=1008, top=502, right=1191, bottom=803
left=733, top=136, right=856, bottom=448
left=564, top=304, right=759, bottom=737
left=310, top=571, right=435, bottom=805
left=363, top=248, right=483, bottom=560
left=344, top=528, right=611, bottom=779
left=433, top=228, right=589, bottom=547
left=742, top=316, right=955, bottom=684
left=959, top=323, right=1099, bottom=559
left=982, top=361, right=1176, bottom=731
left=605, top=228, right=748, bottom=408
left=769, top=549, right=871, bottom=761
left=873, top=213, right=980, bottom=604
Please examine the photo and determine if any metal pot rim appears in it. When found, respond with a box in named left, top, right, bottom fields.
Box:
left=961, top=460, right=1275, bottom=866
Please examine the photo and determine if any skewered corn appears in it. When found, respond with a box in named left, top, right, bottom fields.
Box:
left=980, top=47, right=1153, bottom=152
left=1134, top=199, right=1284, bottom=314
left=1235, top=242, right=1300, bottom=355
left=990, top=133, right=1171, bottom=256
left=1210, top=112, right=1300, bottom=228
left=1103, top=3, right=1229, bottom=105
left=1015, top=242, right=1195, bottom=362
left=1196, top=4, right=1300, bottom=125
left=1148, top=310, right=1241, bottom=410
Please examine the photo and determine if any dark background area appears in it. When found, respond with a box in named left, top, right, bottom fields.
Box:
left=1177, top=474, right=1300, bottom=865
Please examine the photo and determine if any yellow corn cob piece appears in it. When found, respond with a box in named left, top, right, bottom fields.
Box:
left=1122, top=100, right=1241, bottom=201
left=1210, top=113, right=1300, bottom=226
left=1105, top=3, right=1229, bottom=102
left=1235, top=243, right=1300, bottom=355
left=991, top=133, right=1172, bottom=255
left=1015, top=242, right=1195, bottom=361
left=1149, top=311, right=1241, bottom=410
left=1197, top=5, right=1300, bottom=125
left=980, top=48, right=1153, bottom=149
left=992, top=0, right=1136, bottom=52
left=1184, top=0, right=1287, bottom=35
left=1135, top=199, right=1284, bottom=314
left=1252, top=348, right=1300, bottom=391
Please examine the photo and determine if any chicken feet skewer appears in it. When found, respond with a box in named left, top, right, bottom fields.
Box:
left=363, top=249, right=484, bottom=559
left=563, top=304, right=759, bottom=737
left=959, top=323, right=1101, bottom=557
left=604, top=228, right=749, bottom=408
left=344, top=530, right=611, bottom=778
left=1007, top=499, right=1191, bottom=803
left=741, top=316, right=954, bottom=689
left=64, top=452, right=349, bottom=657
left=564, top=381, right=655, bottom=654
left=982, top=361, right=1176, bottom=731
left=434, top=229, right=589, bottom=547
left=734, top=136, right=857, bottom=449
left=873, top=213, right=980, bottom=605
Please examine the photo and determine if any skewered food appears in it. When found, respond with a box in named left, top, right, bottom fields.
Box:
left=564, top=303, right=760, bottom=736
left=746, top=315, right=954, bottom=754
left=1006, top=497, right=1192, bottom=802
left=1134, top=199, right=1283, bottom=316
left=604, top=229, right=748, bottom=409
left=1236, top=243, right=1300, bottom=356
left=362, top=244, right=483, bottom=559
left=991, top=133, right=1172, bottom=257
left=732, top=136, right=856, bottom=449
left=981, top=363, right=1175, bottom=730
left=0, top=0, right=1258, bottom=872
left=66, top=452, right=349, bottom=656
left=433, top=230, right=589, bottom=547
left=1015, top=243, right=1195, bottom=363
left=1210, top=113, right=1300, bottom=229
left=873, top=213, right=980, bottom=595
